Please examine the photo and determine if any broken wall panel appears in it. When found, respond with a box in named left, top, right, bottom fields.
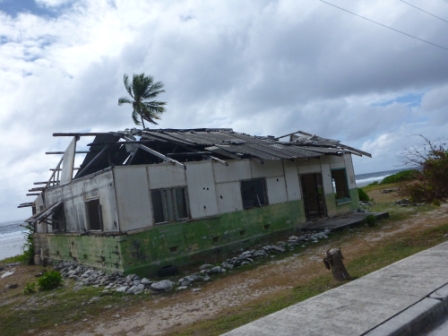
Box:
left=113, top=166, right=153, bottom=231
left=343, top=154, right=357, bottom=189
left=215, top=181, right=244, bottom=214
left=283, top=161, right=302, bottom=201
left=250, top=160, right=283, bottom=178
left=185, top=161, right=219, bottom=219
left=212, top=160, right=252, bottom=183
left=147, top=163, right=187, bottom=189
left=266, top=176, right=288, bottom=205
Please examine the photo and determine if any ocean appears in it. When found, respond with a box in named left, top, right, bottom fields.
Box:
left=0, top=220, right=27, bottom=261
left=0, top=168, right=408, bottom=261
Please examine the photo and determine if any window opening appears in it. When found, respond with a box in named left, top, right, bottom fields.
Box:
left=241, top=178, right=268, bottom=209
left=331, top=169, right=350, bottom=200
left=52, top=203, right=66, bottom=232
left=86, top=199, right=103, bottom=230
left=151, top=187, right=189, bottom=224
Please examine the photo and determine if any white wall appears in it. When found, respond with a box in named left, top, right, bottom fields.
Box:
left=147, top=163, right=186, bottom=189
left=185, top=161, right=219, bottom=219
left=343, top=154, right=357, bottom=189
left=215, top=182, right=243, bottom=213
left=44, top=170, right=118, bottom=233
left=283, top=160, right=302, bottom=201
left=114, top=166, right=153, bottom=231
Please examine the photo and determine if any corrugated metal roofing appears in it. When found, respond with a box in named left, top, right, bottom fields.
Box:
left=139, top=129, right=335, bottom=161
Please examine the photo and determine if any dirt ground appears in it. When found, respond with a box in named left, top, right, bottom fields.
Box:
left=2, top=190, right=448, bottom=336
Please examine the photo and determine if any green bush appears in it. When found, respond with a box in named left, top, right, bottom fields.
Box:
left=38, top=271, right=62, bottom=290
left=368, top=181, right=379, bottom=186
left=380, top=170, right=418, bottom=185
left=358, top=188, right=370, bottom=202
left=23, top=282, right=37, bottom=295
left=365, top=214, right=377, bottom=227
left=19, top=222, right=35, bottom=265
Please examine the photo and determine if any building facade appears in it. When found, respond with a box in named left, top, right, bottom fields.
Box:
left=22, top=129, right=369, bottom=275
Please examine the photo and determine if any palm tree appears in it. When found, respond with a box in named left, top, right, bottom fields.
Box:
left=118, top=73, right=166, bottom=128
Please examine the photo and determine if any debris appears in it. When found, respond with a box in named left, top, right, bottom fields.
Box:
left=1, top=268, right=16, bottom=278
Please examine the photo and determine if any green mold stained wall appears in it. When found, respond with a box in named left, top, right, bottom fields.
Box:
left=45, top=234, right=124, bottom=273
left=325, top=188, right=360, bottom=216
left=119, top=200, right=306, bottom=275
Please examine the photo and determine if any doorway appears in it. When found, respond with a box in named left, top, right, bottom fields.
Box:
left=300, top=173, right=327, bottom=221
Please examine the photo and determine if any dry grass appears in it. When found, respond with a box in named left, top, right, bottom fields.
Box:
left=1, top=190, right=448, bottom=335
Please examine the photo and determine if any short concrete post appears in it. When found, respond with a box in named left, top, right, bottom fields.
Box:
left=323, top=248, right=351, bottom=281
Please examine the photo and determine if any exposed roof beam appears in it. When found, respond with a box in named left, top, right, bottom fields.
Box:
left=50, top=168, right=79, bottom=171
left=27, top=193, right=40, bottom=196
left=18, top=202, right=34, bottom=208
left=121, top=136, right=185, bottom=169
left=208, top=155, right=228, bottom=166
left=29, top=187, right=46, bottom=192
left=53, top=132, right=111, bottom=137
left=45, top=151, right=89, bottom=155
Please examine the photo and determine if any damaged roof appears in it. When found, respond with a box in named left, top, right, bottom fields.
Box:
left=19, top=128, right=371, bottom=205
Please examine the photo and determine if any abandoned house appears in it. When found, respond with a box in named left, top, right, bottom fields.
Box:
left=19, top=128, right=371, bottom=275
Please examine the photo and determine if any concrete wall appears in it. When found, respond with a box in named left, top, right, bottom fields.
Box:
left=44, top=169, right=118, bottom=233
left=119, top=200, right=305, bottom=275
left=35, top=233, right=124, bottom=273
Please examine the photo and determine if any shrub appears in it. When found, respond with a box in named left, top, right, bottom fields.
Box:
left=400, top=136, right=448, bottom=204
left=380, top=170, right=418, bottom=185
left=19, top=222, right=35, bottom=265
left=365, top=214, right=376, bottom=227
left=23, top=282, right=37, bottom=295
left=38, top=271, right=62, bottom=290
left=358, top=188, right=370, bottom=202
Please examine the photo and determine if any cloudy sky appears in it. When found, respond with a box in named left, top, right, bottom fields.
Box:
left=1, top=0, right=448, bottom=221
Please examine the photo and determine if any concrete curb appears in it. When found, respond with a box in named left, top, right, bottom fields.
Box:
left=364, top=284, right=448, bottom=336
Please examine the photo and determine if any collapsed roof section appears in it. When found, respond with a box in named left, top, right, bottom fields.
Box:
left=18, top=128, right=371, bottom=206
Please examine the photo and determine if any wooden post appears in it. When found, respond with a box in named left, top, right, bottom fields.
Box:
left=323, top=248, right=351, bottom=281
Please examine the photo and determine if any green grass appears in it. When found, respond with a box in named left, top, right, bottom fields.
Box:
left=380, top=170, right=418, bottom=185
left=0, top=255, right=23, bottom=264
left=0, top=285, right=150, bottom=335
left=166, top=221, right=448, bottom=336
left=0, top=202, right=444, bottom=336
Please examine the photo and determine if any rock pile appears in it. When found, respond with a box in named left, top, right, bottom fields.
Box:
left=54, top=229, right=331, bottom=294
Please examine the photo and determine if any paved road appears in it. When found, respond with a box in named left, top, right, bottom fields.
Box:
left=224, top=241, right=448, bottom=336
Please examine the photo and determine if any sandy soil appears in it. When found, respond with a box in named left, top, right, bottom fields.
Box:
left=3, top=192, right=448, bottom=336
left=70, top=203, right=448, bottom=336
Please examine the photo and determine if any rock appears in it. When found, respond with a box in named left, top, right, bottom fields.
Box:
left=1, top=268, right=16, bottom=278
left=88, top=296, right=100, bottom=304
left=241, top=261, right=250, bottom=266
left=150, top=280, right=174, bottom=293
left=221, top=261, right=233, bottom=269
left=210, top=266, right=222, bottom=274
left=270, top=245, right=286, bottom=253
left=6, top=283, right=18, bottom=289
left=199, top=264, right=214, bottom=271
left=192, top=288, right=201, bottom=292
left=115, top=286, right=128, bottom=293
left=141, top=278, right=152, bottom=285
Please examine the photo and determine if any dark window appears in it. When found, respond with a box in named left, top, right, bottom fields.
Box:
left=331, top=169, right=350, bottom=200
left=241, top=178, right=268, bottom=209
left=151, top=187, right=189, bottom=224
left=52, top=203, right=66, bottom=232
left=86, top=199, right=103, bottom=230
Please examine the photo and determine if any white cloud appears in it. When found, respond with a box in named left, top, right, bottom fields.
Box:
left=1, top=0, right=448, bottom=220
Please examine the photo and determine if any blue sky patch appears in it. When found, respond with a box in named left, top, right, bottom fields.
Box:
left=0, top=0, right=69, bottom=18
left=372, top=92, right=424, bottom=108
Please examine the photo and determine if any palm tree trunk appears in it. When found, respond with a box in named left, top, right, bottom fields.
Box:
left=323, top=248, right=351, bottom=281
